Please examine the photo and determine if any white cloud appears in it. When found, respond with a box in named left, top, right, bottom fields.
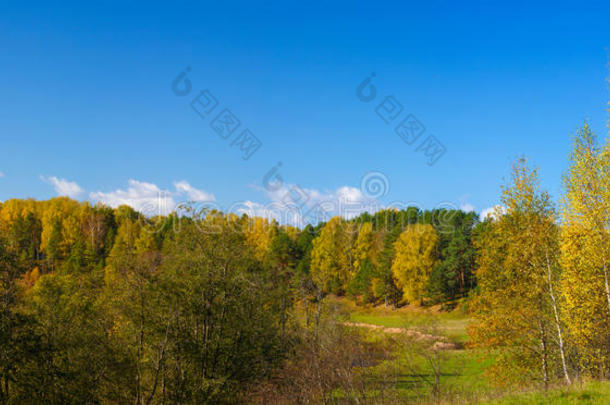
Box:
left=173, top=180, right=215, bottom=202
left=480, top=205, right=506, bottom=221
left=460, top=202, right=475, bottom=212
left=457, top=194, right=475, bottom=213
left=41, top=176, right=84, bottom=198
left=241, top=181, right=381, bottom=226
left=90, top=180, right=167, bottom=213
left=0, top=171, right=4, bottom=178
left=90, top=179, right=215, bottom=216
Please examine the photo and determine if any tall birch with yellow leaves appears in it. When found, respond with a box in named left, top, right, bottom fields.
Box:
left=560, top=124, right=610, bottom=377
left=471, top=158, right=570, bottom=386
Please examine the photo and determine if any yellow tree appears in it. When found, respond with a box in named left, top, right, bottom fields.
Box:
left=471, top=158, right=570, bottom=386
left=243, top=217, right=276, bottom=263
left=0, top=198, right=38, bottom=234
left=560, top=124, right=610, bottom=376
left=310, top=216, right=355, bottom=294
left=353, top=222, right=382, bottom=272
left=391, top=223, right=438, bottom=305
left=348, top=222, right=383, bottom=302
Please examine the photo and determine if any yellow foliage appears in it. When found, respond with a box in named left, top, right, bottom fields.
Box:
left=243, top=217, right=276, bottom=262
left=310, top=216, right=356, bottom=293
left=560, top=124, right=610, bottom=375
left=391, top=223, right=438, bottom=304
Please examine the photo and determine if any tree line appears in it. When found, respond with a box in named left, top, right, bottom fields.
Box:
left=0, top=186, right=480, bottom=402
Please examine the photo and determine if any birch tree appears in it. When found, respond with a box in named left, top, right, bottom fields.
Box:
left=560, top=124, right=610, bottom=376
left=471, top=158, right=570, bottom=386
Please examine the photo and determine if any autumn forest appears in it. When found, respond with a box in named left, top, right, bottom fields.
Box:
left=1, top=124, right=610, bottom=403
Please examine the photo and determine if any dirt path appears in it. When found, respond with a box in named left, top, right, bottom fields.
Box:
left=342, top=321, right=457, bottom=350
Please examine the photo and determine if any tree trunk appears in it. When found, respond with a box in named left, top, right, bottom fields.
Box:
left=603, top=258, right=610, bottom=317
left=136, top=285, right=145, bottom=405
left=546, top=252, right=571, bottom=385
left=145, top=315, right=171, bottom=405
left=304, top=297, right=310, bottom=328
left=539, top=321, right=549, bottom=391
left=281, top=293, right=286, bottom=337
left=314, top=291, right=322, bottom=340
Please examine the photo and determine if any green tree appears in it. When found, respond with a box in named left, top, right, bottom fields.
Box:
left=157, top=215, right=285, bottom=403
left=427, top=211, right=478, bottom=305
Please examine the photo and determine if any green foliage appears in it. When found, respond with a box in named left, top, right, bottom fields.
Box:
left=427, top=211, right=478, bottom=306
left=0, top=201, right=308, bottom=402
left=156, top=218, right=286, bottom=403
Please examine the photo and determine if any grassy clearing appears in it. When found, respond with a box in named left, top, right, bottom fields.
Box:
left=481, top=381, right=610, bottom=404
left=331, top=296, right=496, bottom=402
left=343, top=298, right=470, bottom=343
left=332, top=297, right=610, bottom=403
left=375, top=347, right=495, bottom=402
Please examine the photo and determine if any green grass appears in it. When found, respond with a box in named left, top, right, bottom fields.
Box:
left=349, top=312, right=407, bottom=328
left=335, top=296, right=494, bottom=401
left=375, top=348, right=494, bottom=401
left=482, top=381, right=610, bottom=404
left=346, top=300, right=471, bottom=343
left=335, top=297, right=610, bottom=404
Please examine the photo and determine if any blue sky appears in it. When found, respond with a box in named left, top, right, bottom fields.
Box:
left=0, top=1, right=608, bottom=222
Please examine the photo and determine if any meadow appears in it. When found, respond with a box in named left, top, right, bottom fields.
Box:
left=327, top=296, right=610, bottom=404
